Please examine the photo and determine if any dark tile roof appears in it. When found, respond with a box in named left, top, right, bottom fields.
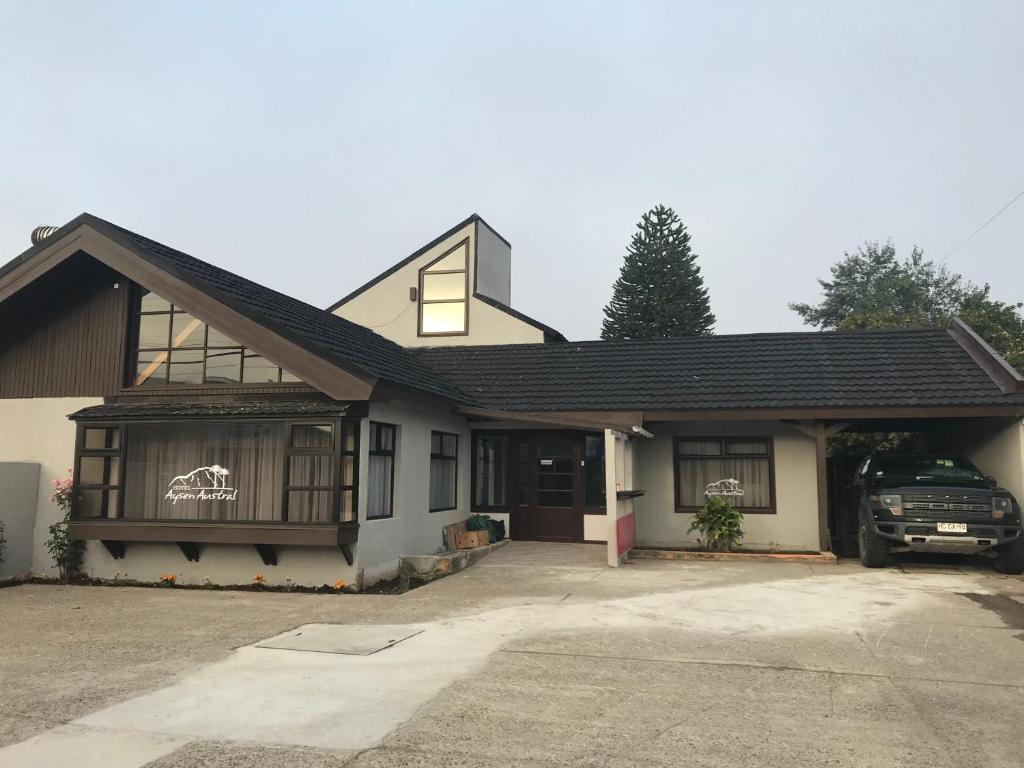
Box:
left=4, top=214, right=470, bottom=405
left=414, top=328, right=1024, bottom=413
left=70, top=400, right=352, bottom=420
left=472, top=292, right=567, bottom=342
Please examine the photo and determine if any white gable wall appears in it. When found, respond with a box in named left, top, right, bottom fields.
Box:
left=333, top=220, right=546, bottom=347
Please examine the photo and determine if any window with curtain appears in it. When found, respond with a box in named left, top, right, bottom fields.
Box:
left=132, top=289, right=300, bottom=386
left=473, top=434, right=508, bottom=507
left=122, top=422, right=288, bottom=521
left=418, top=241, right=468, bottom=335
left=93, top=419, right=359, bottom=524
left=367, top=422, right=396, bottom=519
left=674, top=437, right=774, bottom=512
left=285, top=424, right=336, bottom=523
left=429, top=431, right=458, bottom=512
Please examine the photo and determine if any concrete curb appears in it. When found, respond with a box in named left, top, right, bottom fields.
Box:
left=630, top=548, right=838, bottom=564
left=399, top=538, right=510, bottom=583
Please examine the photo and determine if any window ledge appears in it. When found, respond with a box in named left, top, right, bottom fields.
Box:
left=69, top=520, right=359, bottom=547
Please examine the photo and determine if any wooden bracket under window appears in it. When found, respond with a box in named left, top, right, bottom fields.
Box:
left=101, top=540, right=126, bottom=559
left=339, top=543, right=354, bottom=566
left=254, top=543, right=278, bottom=566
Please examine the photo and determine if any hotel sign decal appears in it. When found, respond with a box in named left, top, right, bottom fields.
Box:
left=166, top=464, right=238, bottom=504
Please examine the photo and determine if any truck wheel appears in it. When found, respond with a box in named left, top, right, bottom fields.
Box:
left=992, top=536, right=1024, bottom=575
left=858, top=521, right=891, bottom=568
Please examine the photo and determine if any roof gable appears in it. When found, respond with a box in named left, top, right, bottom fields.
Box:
left=0, top=214, right=470, bottom=404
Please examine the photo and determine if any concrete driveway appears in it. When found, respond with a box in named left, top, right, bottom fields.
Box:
left=1, top=542, right=1023, bottom=767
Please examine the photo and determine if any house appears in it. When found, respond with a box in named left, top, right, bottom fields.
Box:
left=1, top=213, right=1022, bottom=587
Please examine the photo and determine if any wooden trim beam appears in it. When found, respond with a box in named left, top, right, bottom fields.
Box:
left=70, top=520, right=359, bottom=548
left=458, top=407, right=643, bottom=432
left=815, top=421, right=830, bottom=552
left=948, top=319, right=1024, bottom=394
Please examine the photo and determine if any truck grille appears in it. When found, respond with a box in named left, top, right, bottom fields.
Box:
left=902, top=493, right=992, bottom=521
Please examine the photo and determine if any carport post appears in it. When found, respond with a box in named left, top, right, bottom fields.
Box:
left=815, top=421, right=830, bottom=552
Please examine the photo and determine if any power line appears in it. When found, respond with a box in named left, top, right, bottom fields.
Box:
left=941, top=185, right=1024, bottom=262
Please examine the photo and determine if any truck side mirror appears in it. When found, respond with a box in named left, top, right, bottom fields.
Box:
left=985, top=475, right=998, bottom=488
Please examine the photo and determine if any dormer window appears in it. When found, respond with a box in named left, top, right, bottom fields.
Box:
left=418, top=240, right=468, bottom=336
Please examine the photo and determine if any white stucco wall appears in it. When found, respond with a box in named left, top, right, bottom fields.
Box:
left=956, top=418, right=1024, bottom=503
left=356, top=399, right=472, bottom=586
left=333, top=221, right=546, bottom=347
left=83, top=544, right=357, bottom=589
left=634, top=421, right=821, bottom=552
left=0, top=397, right=102, bottom=576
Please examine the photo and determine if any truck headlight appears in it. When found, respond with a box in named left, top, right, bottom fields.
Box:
left=879, top=494, right=903, bottom=516
left=992, top=497, right=1011, bottom=519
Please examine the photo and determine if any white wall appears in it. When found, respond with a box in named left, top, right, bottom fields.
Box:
left=474, top=220, right=512, bottom=304
left=0, top=397, right=102, bottom=575
left=333, top=221, right=546, bottom=347
left=956, top=418, right=1024, bottom=502
left=634, top=421, right=821, bottom=552
left=83, top=544, right=357, bottom=588
left=356, top=399, right=472, bottom=586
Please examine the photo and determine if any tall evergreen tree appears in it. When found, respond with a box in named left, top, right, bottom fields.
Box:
left=601, top=205, right=715, bottom=339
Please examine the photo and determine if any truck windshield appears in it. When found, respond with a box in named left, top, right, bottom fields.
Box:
left=870, top=455, right=984, bottom=482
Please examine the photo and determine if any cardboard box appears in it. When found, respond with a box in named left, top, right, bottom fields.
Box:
left=443, top=520, right=468, bottom=551
left=455, top=530, right=489, bottom=549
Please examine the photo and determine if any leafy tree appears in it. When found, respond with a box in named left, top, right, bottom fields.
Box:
left=601, top=205, right=715, bottom=339
left=791, top=240, right=1024, bottom=371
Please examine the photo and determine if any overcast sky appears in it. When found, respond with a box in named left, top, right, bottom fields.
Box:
left=1, top=1, right=1021, bottom=340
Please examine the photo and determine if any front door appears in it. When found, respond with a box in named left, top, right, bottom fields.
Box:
left=514, top=435, right=584, bottom=542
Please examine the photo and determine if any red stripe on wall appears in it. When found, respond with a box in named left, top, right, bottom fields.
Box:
left=616, top=512, right=636, bottom=558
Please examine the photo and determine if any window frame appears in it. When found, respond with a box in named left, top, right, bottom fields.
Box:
left=472, top=433, right=510, bottom=510
left=417, top=239, right=470, bottom=338
left=129, top=286, right=300, bottom=389
left=672, top=435, right=776, bottom=514
left=283, top=422, right=339, bottom=524
left=428, top=430, right=459, bottom=513
left=366, top=421, right=397, bottom=520
left=72, top=423, right=126, bottom=519
left=71, top=417, right=360, bottom=525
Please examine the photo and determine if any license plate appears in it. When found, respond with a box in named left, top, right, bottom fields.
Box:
left=937, top=522, right=968, bottom=534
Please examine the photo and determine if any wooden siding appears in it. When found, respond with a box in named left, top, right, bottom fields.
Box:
left=0, top=252, right=128, bottom=398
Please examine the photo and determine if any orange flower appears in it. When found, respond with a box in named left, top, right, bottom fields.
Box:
left=159, top=573, right=176, bottom=585
left=334, top=579, right=345, bottom=591
left=253, top=573, right=265, bottom=585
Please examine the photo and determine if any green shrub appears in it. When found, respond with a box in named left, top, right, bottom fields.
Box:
left=688, top=496, right=744, bottom=552
left=0, top=520, right=6, bottom=563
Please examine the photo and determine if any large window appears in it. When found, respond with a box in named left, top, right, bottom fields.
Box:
left=133, top=289, right=300, bottom=387
left=418, top=241, right=468, bottom=336
left=474, top=434, right=508, bottom=507
left=674, top=437, right=774, bottom=513
left=74, top=419, right=358, bottom=524
left=367, top=422, right=396, bottom=519
left=429, top=431, right=458, bottom=512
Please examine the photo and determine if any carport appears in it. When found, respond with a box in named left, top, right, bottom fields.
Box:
left=824, top=415, right=1024, bottom=555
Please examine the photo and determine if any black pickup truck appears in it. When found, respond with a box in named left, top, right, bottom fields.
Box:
left=838, top=453, right=1023, bottom=573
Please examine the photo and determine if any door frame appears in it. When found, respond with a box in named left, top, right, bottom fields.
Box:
left=470, top=428, right=606, bottom=542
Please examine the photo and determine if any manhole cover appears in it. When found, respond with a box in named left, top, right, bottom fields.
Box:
left=255, top=624, right=424, bottom=655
